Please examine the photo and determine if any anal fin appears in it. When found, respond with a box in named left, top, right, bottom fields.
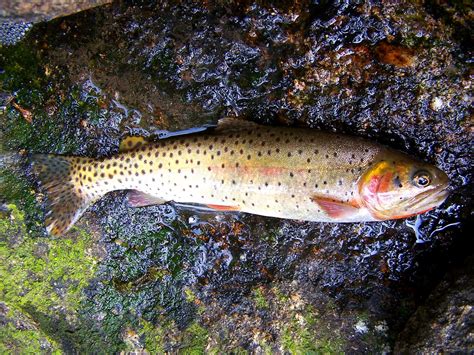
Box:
left=206, top=204, right=240, bottom=211
left=127, top=190, right=167, bottom=208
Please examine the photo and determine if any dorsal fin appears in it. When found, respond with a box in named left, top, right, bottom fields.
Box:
left=214, top=117, right=261, bottom=132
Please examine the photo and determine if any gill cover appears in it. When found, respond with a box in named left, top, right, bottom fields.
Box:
left=358, top=160, right=407, bottom=220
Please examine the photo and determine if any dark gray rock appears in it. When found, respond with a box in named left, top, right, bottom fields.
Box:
left=395, top=255, right=474, bottom=353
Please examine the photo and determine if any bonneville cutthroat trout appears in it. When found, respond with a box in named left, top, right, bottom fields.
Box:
left=32, top=119, right=449, bottom=235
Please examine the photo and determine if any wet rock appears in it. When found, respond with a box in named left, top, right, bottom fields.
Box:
left=0, top=0, right=472, bottom=352
left=395, top=255, right=474, bottom=353
left=0, top=21, right=33, bottom=46
left=0, top=0, right=112, bottom=46
left=0, top=0, right=111, bottom=23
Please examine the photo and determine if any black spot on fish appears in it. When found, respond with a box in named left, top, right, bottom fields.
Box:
left=394, top=175, right=403, bottom=188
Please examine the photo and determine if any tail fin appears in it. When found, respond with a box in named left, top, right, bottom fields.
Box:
left=32, top=154, right=92, bottom=235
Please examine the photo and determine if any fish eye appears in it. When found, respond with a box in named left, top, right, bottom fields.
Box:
left=412, top=170, right=432, bottom=188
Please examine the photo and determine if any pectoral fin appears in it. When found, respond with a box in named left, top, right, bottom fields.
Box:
left=311, top=196, right=360, bottom=219
left=127, top=190, right=167, bottom=208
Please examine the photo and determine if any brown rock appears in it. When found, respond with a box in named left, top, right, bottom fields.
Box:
left=374, top=41, right=416, bottom=67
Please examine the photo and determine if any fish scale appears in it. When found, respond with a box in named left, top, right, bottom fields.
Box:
left=32, top=119, right=449, bottom=235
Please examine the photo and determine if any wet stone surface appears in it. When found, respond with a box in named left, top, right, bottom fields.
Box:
left=0, top=1, right=472, bottom=352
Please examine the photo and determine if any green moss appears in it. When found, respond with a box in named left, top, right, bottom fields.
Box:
left=0, top=320, right=60, bottom=354
left=0, top=40, right=106, bottom=155
left=272, top=286, right=290, bottom=302
left=0, top=204, right=100, bottom=352
left=140, top=319, right=212, bottom=354
left=0, top=167, right=45, bottom=236
left=140, top=320, right=165, bottom=353
left=180, top=322, right=209, bottom=354
left=253, top=287, right=269, bottom=309
left=0, top=42, right=46, bottom=95
left=184, top=288, right=197, bottom=302
left=281, top=306, right=344, bottom=354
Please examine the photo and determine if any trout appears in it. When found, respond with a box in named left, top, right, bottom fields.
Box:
left=32, top=119, right=449, bottom=235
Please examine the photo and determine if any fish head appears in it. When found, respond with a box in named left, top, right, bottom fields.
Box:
left=358, top=155, right=449, bottom=220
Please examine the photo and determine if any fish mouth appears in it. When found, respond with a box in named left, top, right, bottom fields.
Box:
left=374, top=186, right=450, bottom=220
left=408, top=186, right=449, bottom=211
